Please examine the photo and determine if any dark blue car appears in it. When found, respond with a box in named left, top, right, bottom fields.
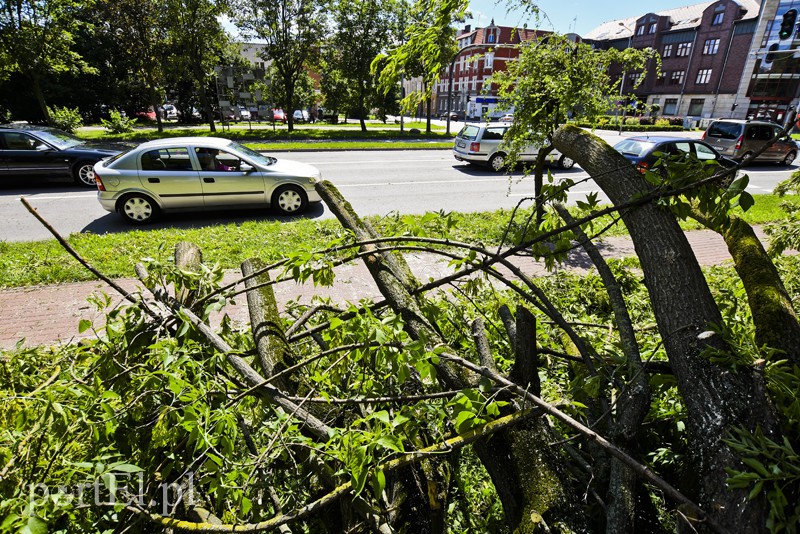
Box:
left=0, top=125, right=129, bottom=187
left=613, top=135, right=738, bottom=174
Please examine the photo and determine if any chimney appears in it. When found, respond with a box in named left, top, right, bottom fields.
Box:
left=464, top=24, right=471, bottom=33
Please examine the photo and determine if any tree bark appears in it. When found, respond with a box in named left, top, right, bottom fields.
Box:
left=552, top=125, right=777, bottom=531
left=719, top=216, right=800, bottom=367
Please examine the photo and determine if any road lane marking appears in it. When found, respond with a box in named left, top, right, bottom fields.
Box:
left=313, top=158, right=449, bottom=165
left=20, top=193, right=98, bottom=200
left=338, top=177, right=535, bottom=187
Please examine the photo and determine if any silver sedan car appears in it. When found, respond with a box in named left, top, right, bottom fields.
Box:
left=94, top=137, right=322, bottom=223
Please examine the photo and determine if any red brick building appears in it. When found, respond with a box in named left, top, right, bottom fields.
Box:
left=584, top=0, right=761, bottom=120
left=435, top=21, right=550, bottom=119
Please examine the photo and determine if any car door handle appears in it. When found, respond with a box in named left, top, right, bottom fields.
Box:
left=203, top=177, right=215, bottom=183
left=148, top=178, right=160, bottom=183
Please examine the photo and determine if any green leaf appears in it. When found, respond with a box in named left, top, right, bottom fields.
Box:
left=21, top=516, right=47, bottom=534
left=371, top=469, right=386, bottom=496
left=742, top=458, right=769, bottom=477
left=738, top=191, right=755, bottom=212
left=748, top=479, right=764, bottom=500
left=78, top=319, right=92, bottom=333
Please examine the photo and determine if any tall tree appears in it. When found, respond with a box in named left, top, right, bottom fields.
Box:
left=374, top=0, right=464, bottom=134
left=164, top=0, right=232, bottom=132
left=97, top=0, right=171, bottom=133
left=0, top=0, right=96, bottom=123
left=326, top=0, right=394, bottom=132
left=233, top=0, right=326, bottom=132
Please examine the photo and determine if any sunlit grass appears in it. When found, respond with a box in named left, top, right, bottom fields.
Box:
left=0, top=195, right=795, bottom=289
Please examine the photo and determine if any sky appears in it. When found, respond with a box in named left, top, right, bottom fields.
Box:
left=465, top=0, right=707, bottom=35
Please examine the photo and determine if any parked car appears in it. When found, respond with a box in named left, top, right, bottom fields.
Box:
left=499, top=114, right=514, bottom=123
left=439, top=111, right=460, bottom=121
left=453, top=123, right=575, bottom=172
left=701, top=119, right=796, bottom=165
left=613, top=136, right=738, bottom=174
left=93, top=137, right=322, bottom=223
left=238, top=105, right=252, bottom=121
left=293, top=109, right=309, bottom=122
left=271, top=108, right=287, bottom=122
left=135, top=108, right=157, bottom=122
left=162, top=104, right=178, bottom=120
left=0, top=125, right=128, bottom=187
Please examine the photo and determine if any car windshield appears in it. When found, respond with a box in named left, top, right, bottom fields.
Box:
left=32, top=129, right=84, bottom=150
left=229, top=141, right=276, bottom=166
left=614, top=139, right=655, bottom=157
left=457, top=125, right=481, bottom=140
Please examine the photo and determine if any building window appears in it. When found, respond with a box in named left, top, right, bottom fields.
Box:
left=696, top=69, right=712, bottom=84
left=670, top=70, right=685, bottom=84
left=663, top=44, right=673, bottom=57
left=636, top=25, right=645, bottom=36
left=649, top=23, right=657, bottom=34
left=688, top=98, right=705, bottom=115
left=712, top=12, right=724, bottom=25
left=485, top=52, right=494, bottom=69
left=664, top=98, right=678, bottom=115
left=677, top=42, right=692, bottom=56
left=629, top=72, right=642, bottom=85
left=487, top=34, right=495, bottom=43
left=703, top=38, right=720, bottom=54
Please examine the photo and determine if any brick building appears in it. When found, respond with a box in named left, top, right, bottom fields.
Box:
left=434, top=21, right=550, bottom=120
left=584, top=0, right=762, bottom=120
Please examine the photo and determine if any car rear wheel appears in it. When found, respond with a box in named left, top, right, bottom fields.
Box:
left=119, top=194, right=158, bottom=224
left=558, top=155, right=575, bottom=169
left=73, top=161, right=97, bottom=187
left=489, top=153, right=506, bottom=172
left=272, top=185, right=308, bottom=215
left=739, top=151, right=754, bottom=165
left=782, top=151, right=796, bottom=166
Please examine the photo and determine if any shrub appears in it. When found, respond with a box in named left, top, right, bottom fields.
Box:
left=655, top=118, right=671, bottom=128
left=624, top=117, right=640, bottom=126
left=101, top=110, right=134, bottom=134
left=47, top=106, right=83, bottom=133
left=638, top=116, right=654, bottom=126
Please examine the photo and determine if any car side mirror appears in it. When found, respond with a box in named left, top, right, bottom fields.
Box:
left=240, top=163, right=254, bottom=173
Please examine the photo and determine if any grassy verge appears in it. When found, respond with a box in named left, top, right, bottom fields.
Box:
left=77, top=121, right=450, bottom=143
left=0, top=194, right=795, bottom=289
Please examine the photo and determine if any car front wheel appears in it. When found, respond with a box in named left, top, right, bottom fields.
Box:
left=272, top=185, right=308, bottom=215
left=558, top=155, right=575, bottom=169
left=73, top=161, right=97, bottom=187
left=782, top=151, right=796, bottom=166
left=119, top=194, right=158, bottom=224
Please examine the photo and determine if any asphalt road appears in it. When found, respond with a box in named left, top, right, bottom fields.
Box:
left=2, top=137, right=795, bottom=243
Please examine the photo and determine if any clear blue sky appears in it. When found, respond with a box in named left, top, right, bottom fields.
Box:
left=466, top=0, right=706, bottom=35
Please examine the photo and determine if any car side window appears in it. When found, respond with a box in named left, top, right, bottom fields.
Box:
left=482, top=127, right=506, bottom=140
left=141, top=148, right=193, bottom=171
left=195, top=148, right=241, bottom=172
left=694, top=143, right=718, bottom=160
left=1, top=132, right=47, bottom=151
left=673, top=142, right=692, bottom=156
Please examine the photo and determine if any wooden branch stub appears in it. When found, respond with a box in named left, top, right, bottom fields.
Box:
left=174, top=241, right=203, bottom=306
left=242, top=258, right=296, bottom=392
left=510, top=306, right=539, bottom=396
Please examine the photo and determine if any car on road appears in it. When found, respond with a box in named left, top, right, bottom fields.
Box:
left=499, top=114, right=514, bottom=123
left=0, top=125, right=128, bottom=187
left=613, top=136, right=738, bottom=174
left=293, top=109, right=310, bottom=122
left=439, top=111, right=460, bottom=121
left=453, top=122, right=575, bottom=171
left=701, top=119, right=796, bottom=165
left=93, top=137, right=322, bottom=223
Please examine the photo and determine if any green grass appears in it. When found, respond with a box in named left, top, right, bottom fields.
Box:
left=0, top=194, right=795, bottom=289
left=76, top=123, right=454, bottom=151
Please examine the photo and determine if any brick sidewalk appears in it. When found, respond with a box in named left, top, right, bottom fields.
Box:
left=0, top=229, right=755, bottom=349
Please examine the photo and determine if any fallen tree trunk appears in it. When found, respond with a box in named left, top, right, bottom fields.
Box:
left=552, top=125, right=777, bottom=531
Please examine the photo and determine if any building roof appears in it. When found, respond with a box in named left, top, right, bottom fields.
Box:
left=583, top=0, right=761, bottom=41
